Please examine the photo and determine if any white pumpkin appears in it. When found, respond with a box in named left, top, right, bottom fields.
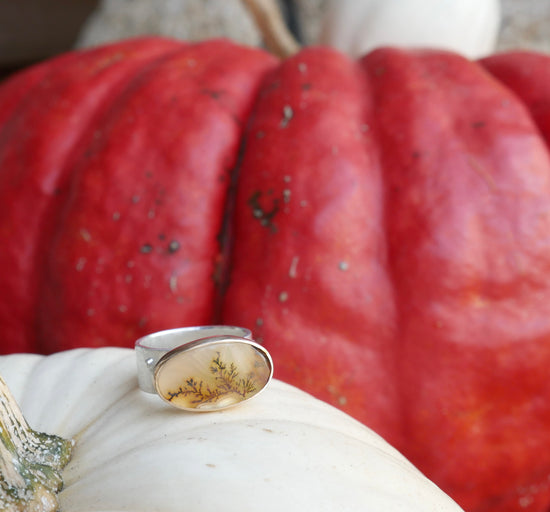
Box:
left=319, top=0, right=502, bottom=59
left=0, top=348, right=464, bottom=511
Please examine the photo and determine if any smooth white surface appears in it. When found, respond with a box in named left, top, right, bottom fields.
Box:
left=319, top=0, right=501, bottom=58
left=0, top=348, right=464, bottom=512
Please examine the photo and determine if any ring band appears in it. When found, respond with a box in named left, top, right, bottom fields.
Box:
left=135, top=326, right=273, bottom=412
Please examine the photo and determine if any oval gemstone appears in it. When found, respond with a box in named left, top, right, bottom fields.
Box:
left=154, top=338, right=272, bottom=411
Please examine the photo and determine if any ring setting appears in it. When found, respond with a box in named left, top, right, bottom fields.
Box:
left=135, top=326, right=273, bottom=412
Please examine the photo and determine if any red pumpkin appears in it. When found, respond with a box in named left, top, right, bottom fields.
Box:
left=1, top=37, right=549, bottom=512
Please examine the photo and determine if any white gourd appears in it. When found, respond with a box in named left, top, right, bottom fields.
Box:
left=0, top=348, right=465, bottom=511
left=319, top=0, right=502, bottom=59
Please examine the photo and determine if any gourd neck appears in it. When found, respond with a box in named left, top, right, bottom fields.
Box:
left=0, top=375, right=74, bottom=511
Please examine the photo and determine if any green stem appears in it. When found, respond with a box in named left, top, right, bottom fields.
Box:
left=0, top=375, right=74, bottom=511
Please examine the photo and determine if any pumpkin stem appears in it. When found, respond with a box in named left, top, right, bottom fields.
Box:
left=0, top=375, right=74, bottom=511
left=241, top=0, right=301, bottom=58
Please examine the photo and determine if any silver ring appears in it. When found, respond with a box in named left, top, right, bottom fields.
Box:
left=135, top=326, right=273, bottom=411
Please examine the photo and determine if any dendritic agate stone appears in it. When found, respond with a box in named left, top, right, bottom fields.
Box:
left=154, top=340, right=272, bottom=411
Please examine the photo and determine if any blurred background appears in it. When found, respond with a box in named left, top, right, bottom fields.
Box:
left=0, top=0, right=549, bottom=78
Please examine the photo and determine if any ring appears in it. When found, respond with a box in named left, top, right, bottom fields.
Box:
left=135, top=326, right=273, bottom=412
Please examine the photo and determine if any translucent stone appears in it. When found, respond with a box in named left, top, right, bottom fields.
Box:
left=154, top=339, right=272, bottom=411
